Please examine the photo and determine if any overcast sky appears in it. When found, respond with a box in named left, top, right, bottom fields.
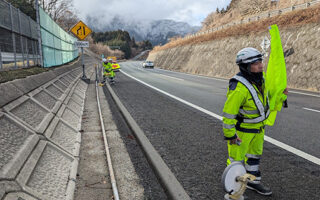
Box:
left=73, top=0, right=232, bottom=26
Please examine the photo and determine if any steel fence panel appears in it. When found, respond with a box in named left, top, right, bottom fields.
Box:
left=11, top=6, right=20, bottom=33
left=0, top=0, right=41, bottom=70
left=14, top=33, right=21, bottom=53
left=39, top=6, right=78, bottom=67
left=0, top=1, right=11, bottom=29
left=30, top=20, right=38, bottom=39
left=0, top=27, right=13, bottom=52
left=20, top=13, right=31, bottom=38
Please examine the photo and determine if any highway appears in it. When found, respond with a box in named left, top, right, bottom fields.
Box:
left=107, top=61, right=320, bottom=199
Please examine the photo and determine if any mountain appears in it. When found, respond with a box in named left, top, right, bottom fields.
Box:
left=86, top=16, right=200, bottom=45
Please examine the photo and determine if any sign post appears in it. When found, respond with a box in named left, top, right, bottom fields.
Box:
left=70, top=21, right=92, bottom=80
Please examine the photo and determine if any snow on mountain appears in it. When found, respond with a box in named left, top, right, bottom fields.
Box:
left=86, top=16, right=200, bottom=45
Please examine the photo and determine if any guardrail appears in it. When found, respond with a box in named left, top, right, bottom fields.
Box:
left=184, top=0, right=320, bottom=40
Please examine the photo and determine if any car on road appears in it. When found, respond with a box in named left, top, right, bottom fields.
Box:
left=142, top=60, right=154, bottom=68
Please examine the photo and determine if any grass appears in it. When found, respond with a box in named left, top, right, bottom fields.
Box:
left=0, top=56, right=80, bottom=83
left=0, top=67, right=49, bottom=83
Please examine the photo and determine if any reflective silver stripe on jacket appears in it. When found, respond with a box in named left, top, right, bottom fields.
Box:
left=222, top=112, right=237, bottom=119
left=239, top=109, right=259, bottom=115
left=223, top=123, right=235, bottom=129
left=245, top=164, right=259, bottom=172
left=232, top=75, right=270, bottom=123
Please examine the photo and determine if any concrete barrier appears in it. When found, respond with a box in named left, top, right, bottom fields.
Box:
left=0, top=59, right=94, bottom=200
left=0, top=82, right=24, bottom=108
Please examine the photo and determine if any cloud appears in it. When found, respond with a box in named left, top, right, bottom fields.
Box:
left=73, top=0, right=231, bottom=26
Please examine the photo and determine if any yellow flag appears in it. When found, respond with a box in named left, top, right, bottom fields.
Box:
left=265, top=24, right=287, bottom=126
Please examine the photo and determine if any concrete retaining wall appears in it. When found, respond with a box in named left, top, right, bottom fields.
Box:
left=148, top=23, right=320, bottom=92
left=0, top=60, right=94, bottom=200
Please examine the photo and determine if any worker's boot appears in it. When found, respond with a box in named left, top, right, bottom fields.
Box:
left=110, top=77, right=115, bottom=84
left=246, top=182, right=272, bottom=196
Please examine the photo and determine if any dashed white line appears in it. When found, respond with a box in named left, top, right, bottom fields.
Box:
left=120, top=69, right=320, bottom=166
left=303, top=107, right=320, bottom=113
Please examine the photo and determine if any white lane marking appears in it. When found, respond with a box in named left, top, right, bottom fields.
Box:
left=120, top=70, right=320, bottom=166
left=290, top=91, right=320, bottom=98
left=157, top=73, right=184, bottom=81
left=303, top=107, right=320, bottom=113
left=154, top=67, right=228, bottom=82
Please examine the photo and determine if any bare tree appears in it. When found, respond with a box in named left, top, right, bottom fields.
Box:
left=57, top=9, right=79, bottom=31
left=38, top=0, right=78, bottom=31
left=39, top=0, right=74, bottom=21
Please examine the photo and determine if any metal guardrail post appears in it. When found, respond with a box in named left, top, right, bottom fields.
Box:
left=9, top=4, right=17, bottom=69
left=18, top=9, right=25, bottom=68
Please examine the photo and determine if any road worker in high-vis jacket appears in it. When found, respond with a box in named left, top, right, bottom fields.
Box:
left=222, top=47, right=288, bottom=196
left=102, top=58, right=115, bottom=83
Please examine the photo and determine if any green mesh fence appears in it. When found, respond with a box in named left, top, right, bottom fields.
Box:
left=40, top=7, right=78, bottom=67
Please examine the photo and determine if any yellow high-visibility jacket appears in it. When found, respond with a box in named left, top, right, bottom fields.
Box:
left=222, top=73, right=270, bottom=139
left=103, top=62, right=113, bottom=72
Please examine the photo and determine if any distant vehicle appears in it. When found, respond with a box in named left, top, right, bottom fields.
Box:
left=107, top=56, right=117, bottom=62
left=142, top=60, right=154, bottom=68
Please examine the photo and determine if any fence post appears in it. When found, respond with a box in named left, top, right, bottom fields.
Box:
left=0, top=47, right=2, bottom=70
left=9, top=4, right=17, bottom=69
left=35, top=0, right=43, bottom=67
left=18, top=9, right=25, bottom=68
left=31, top=39, right=35, bottom=66
left=26, top=16, right=33, bottom=67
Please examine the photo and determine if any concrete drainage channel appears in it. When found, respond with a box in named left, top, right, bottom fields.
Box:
left=0, top=58, right=94, bottom=200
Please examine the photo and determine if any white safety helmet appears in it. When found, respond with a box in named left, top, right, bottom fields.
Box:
left=108, top=58, right=113, bottom=62
left=102, top=58, right=107, bottom=62
left=236, top=47, right=263, bottom=65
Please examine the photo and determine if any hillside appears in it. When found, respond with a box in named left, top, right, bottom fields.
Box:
left=202, top=0, right=312, bottom=31
left=152, top=2, right=320, bottom=52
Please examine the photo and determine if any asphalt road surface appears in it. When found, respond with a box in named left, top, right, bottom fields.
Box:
left=108, top=61, right=320, bottom=199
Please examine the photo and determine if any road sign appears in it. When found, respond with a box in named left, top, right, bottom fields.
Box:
left=74, top=41, right=89, bottom=48
left=70, top=21, right=92, bottom=40
left=260, top=36, right=270, bottom=51
left=260, top=36, right=270, bottom=57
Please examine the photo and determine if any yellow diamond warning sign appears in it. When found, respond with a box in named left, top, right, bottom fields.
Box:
left=70, top=21, right=92, bottom=40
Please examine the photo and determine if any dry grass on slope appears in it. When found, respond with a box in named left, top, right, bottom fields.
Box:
left=152, top=4, right=320, bottom=53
